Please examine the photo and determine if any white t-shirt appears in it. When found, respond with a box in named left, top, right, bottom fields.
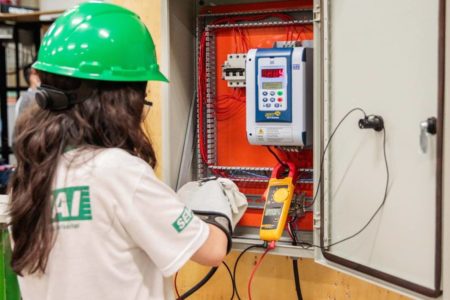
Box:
left=18, top=148, right=209, bottom=300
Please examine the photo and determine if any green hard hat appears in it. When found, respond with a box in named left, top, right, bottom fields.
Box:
left=33, top=1, right=168, bottom=82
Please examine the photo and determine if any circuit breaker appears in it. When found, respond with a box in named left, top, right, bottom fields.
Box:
left=246, top=47, right=313, bottom=146
left=222, top=53, right=246, bottom=87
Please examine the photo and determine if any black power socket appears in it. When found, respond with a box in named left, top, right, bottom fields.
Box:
left=358, top=115, right=384, bottom=132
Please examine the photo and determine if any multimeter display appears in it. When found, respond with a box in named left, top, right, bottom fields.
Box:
left=265, top=208, right=282, bottom=216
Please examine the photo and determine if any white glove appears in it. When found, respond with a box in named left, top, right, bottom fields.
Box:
left=215, top=178, right=248, bottom=228
left=177, top=178, right=248, bottom=252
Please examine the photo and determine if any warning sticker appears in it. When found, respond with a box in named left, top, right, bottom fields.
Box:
left=256, top=127, right=293, bottom=143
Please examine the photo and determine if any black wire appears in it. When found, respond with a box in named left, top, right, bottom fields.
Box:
left=288, top=218, right=299, bottom=245
left=177, top=267, right=218, bottom=300
left=305, top=107, right=367, bottom=209
left=292, top=259, right=303, bottom=300
left=221, top=262, right=235, bottom=300
left=300, top=107, right=390, bottom=249
left=233, top=244, right=265, bottom=300
left=266, top=146, right=286, bottom=167
left=288, top=220, right=303, bottom=300
left=327, top=127, right=389, bottom=247
left=286, top=221, right=321, bottom=249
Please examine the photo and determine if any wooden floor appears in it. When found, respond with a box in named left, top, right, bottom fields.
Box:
left=176, top=251, right=410, bottom=300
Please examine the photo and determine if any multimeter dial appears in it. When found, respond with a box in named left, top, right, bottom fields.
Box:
left=273, top=188, right=289, bottom=202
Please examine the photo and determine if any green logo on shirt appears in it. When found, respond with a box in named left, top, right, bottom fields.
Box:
left=52, top=186, right=92, bottom=222
left=172, top=207, right=193, bottom=233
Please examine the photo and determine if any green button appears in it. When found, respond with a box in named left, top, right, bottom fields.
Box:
left=277, top=90, right=283, bottom=96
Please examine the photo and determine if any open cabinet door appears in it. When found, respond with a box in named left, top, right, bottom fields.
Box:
left=314, top=0, right=445, bottom=298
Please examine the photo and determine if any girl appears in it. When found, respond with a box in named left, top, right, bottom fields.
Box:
left=9, top=2, right=233, bottom=299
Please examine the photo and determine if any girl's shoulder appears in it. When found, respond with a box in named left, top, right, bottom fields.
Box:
left=63, top=147, right=152, bottom=172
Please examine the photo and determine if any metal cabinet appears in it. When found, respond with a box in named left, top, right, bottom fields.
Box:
left=313, top=0, right=446, bottom=298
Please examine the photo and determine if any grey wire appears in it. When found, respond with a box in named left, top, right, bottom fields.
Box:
left=304, top=107, right=367, bottom=209
left=298, top=107, right=390, bottom=248
left=327, top=127, right=389, bottom=247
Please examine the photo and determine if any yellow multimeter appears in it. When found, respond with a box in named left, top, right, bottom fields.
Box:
left=260, top=162, right=298, bottom=242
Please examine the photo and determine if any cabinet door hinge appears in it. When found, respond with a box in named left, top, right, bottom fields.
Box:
left=313, top=212, right=321, bottom=229
left=313, top=5, right=321, bottom=23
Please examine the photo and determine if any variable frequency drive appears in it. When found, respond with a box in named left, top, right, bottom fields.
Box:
left=246, top=47, right=313, bottom=146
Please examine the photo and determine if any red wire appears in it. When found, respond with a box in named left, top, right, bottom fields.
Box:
left=247, top=241, right=276, bottom=300
left=198, top=13, right=304, bottom=168
left=198, top=31, right=209, bottom=165
left=174, top=272, right=180, bottom=298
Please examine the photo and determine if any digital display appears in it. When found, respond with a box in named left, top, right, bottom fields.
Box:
left=262, top=82, right=283, bottom=90
left=262, top=68, right=284, bottom=78
left=265, top=208, right=281, bottom=217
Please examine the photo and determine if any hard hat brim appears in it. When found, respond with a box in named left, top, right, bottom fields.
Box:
left=33, top=61, right=169, bottom=83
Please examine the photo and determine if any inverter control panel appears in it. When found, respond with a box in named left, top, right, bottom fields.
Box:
left=246, top=47, right=313, bottom=146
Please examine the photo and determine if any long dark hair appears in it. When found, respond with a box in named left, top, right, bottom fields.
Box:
left=8, top=71, right=156, bottom=275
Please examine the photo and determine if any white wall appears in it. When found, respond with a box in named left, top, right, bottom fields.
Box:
left=161, top=0, right=195, bottom=189
left=20, top=0, right=39, bottom=8
left=39, top=0, right=108, bottom=11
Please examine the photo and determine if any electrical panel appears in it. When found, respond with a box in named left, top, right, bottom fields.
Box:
left=196, top=1, right=315, bottom=252
left=169, top=0, right=448, bottom=297
left=246, top=47, right=313, bottom=146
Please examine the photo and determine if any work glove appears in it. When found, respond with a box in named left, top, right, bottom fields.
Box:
left=177, top=178, right=248, bottom=252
